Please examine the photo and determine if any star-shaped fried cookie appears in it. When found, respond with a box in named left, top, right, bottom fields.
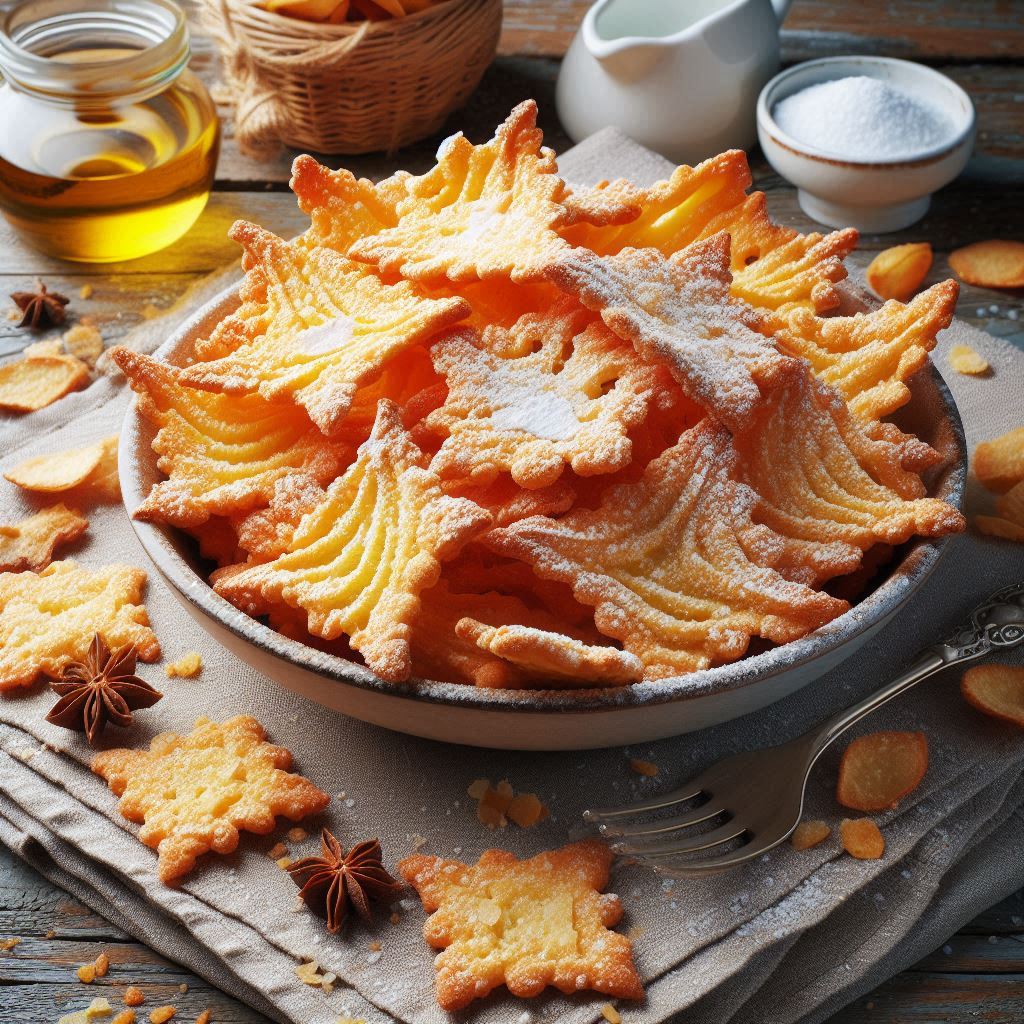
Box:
left=0, top=560, right=160, bottom=690
left=349, top=101, right=616, bottom=286
left=214, top=400, right=492, bottom=682
left=772, top=280, right=958, bottom=425
left=180, top=223, right=470, bottom=437
left=398, top=840, right=643, bottom=1010
left=732, top=366, right=966, bottom=585
left=115, top=348, right=351, bottom=528
left=441, top=475, right=576, bottom=528
left=547, top=233, right=795, bottom=433
left=0, top=504, right=87, bottom=573
left=92, top=715, right=330, bottom=883
left=557, top=148, right=856, bottom=317
left=290, top=153, right=409, bottom=254
left=487, top=421, right=848, bottom=679
left=426, top=299, right=667, bottom=489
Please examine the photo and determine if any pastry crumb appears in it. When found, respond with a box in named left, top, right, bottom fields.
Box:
left=0, top=936, right=22, bottom=952
left=124, top=987, right=145, bottom=1006
left=601, top=1004, right=622, bottom=1024
left=78, top=963, right=97, bottom=984
left=111, top=1011, right=136, bottom=1024
left=267, top=841, right=288, bottom=859
left=287, top=826, right=308, bottom=842
left=79, top=284, right=94, bottom=300
left=628, top=758, right=659, bottom=777
left=149, top=1007, right=177, bottom=1024
left=165, top=652, right=202, bottom=678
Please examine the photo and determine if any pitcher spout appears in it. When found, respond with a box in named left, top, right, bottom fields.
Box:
left=582, top=0, right=668, bottom=81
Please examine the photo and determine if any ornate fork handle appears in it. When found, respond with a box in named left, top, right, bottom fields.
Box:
left=929, top=582, right=1024, bottom=665
left=811, top=582, right=1024, bottom=757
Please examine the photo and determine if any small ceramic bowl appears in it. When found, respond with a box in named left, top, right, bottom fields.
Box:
left=757, top=56, right=975, bottom=233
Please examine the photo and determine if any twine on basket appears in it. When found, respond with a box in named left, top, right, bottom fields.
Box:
left=199, top=0, right=503, bottom=157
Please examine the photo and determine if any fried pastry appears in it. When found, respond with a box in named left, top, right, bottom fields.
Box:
left=547, top=233, right=794, bottom=432
left=0, top=560, right=159, bottom=690
left=732, top=367, right=966, bottom=584
left=399, top=840, right=643, bottom=1010
left=487, top=420, right=848, bottom=679
left=214, top=401, right=492, bottom=682
left=92, top=715, right=329, bottom=882
left=180, top=223, right=470, bottom=437
left=113, top=348, right=350, bottom=528
left=426, top=299, right=667, bottom=488
left=0, top=504, right=88, bottom=573
left=772, top=280, right=958, bottom=424
left=349, top=101, right=621, bottom=286
left=456, top=618, right=642, bottom=687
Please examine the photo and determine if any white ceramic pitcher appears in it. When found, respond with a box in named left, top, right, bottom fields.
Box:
left=556, top=0, right=793, bottom=164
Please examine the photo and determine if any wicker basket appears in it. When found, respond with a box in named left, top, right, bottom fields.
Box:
left=199, top=0, right=503, bottom=156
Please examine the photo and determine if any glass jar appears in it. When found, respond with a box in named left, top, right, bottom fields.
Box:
left=0, top=0, right=220, bottom=262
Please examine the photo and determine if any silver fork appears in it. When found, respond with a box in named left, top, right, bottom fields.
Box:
left=584, top=582, right=1024, bottom=876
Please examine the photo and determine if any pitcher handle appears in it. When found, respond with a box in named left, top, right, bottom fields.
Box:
left=771, top=0, right=793, bottom=23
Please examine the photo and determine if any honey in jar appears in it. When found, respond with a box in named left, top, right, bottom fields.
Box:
left=0, top=0, right=220, bottom=262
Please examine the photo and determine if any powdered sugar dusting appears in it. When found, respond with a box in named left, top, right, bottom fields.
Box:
left=489, top=389, right=580, bottom=441
left=294, top=315, right=357, bottom=357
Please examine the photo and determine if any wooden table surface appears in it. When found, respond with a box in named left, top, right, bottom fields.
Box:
left=1, top=1, right=1023, bottom=1021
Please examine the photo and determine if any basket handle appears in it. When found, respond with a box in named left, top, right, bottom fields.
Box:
left=206, top=0, right=373, bottom=157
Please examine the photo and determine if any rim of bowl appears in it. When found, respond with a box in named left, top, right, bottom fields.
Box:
left=757, top=55, right=976, bottom=168
left=119, top=280, right=967, bottom=717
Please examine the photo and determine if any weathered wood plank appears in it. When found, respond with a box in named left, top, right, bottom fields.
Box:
left=911, top=933, right=1024, bottom=974
left=0, top=847, right=126, bottom=942
left=495, top=0, right=1024, bottom=62
left=1, top=981, right=268, bottom=1023
left=829, top=972, right=1024, bottom=1023
left=0, top=937, right=195, bottom=985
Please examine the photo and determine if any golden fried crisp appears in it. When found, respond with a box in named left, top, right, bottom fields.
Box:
left=558, top=149, right=755, bottom=257
left=189, top=516, right=243, bottom=567
left=731, top=228, right=858, bottom=319
left=556, top=149, right=853, bottom=314
left=441, top=475, right=576, bottom=528
left=290, top=152, right=410, bottom=254
left=732, top=367, right=966, bottom=585
left=214, top=401, right=492, bottom=682
left=5, top=436, right=116, bottom=493
left=113, top=349, right=351, bottom=528
left=456, top=618, right=642, bottom=687
left=488, top=421, right=848, bottom=679
left=179, top=223, right=470, bottom=437
left=409, top=580, right=541, bottom=688
left=974, top=427, right=1024, bottom=493
left=0, top=504, right=88, bottom=573
left=233, top=474, right=326, bottom=564
left=547, top=233, right=794, bottom=433
left=0, top=560, right=160, bottom=690
left=92, top=715, right=330, bottom=883
left=426, top=300, right=667, bottom=488
left=0, top=354, right=90, bottom=412
left=349, top=101, right=611, bottom=285
left=773, top=280, right=958, bottom=425
left=399, top=840, right=643, bottom=1010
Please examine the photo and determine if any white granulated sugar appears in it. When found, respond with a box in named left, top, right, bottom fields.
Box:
left=293, top=315, right=357, bottom=357
left=489, top=390, right=581, bottom=441
left=773, top=76, right=956, bottom=160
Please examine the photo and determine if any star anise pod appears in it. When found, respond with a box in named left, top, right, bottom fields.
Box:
left=288, top=829, right=403, bottom=934
left=45, top=634, right=162, bottom=747
left=11, top=280, right=70, bottom=330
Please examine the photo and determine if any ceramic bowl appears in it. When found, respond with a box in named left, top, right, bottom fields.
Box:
left=757, top=56, right=975, bottom=233
left=119, top=282, right=967, bottom=751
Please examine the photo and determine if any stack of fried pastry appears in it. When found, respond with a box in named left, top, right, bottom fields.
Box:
left=115, top=101, right=964, bottom=689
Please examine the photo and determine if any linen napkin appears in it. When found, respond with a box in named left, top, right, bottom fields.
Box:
left=1, top=130, right=1023, bottom=1024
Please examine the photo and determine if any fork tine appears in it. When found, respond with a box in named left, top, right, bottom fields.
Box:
left=651, top=841, right=769, bottom=876
left=583, top=781, right=705, bottom=824
left=613, top=822, right=748, bottom=858
left=595, top=801, right=725, bottom=839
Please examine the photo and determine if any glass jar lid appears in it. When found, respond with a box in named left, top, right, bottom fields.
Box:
left=0, top=0, right=190, bottom=105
